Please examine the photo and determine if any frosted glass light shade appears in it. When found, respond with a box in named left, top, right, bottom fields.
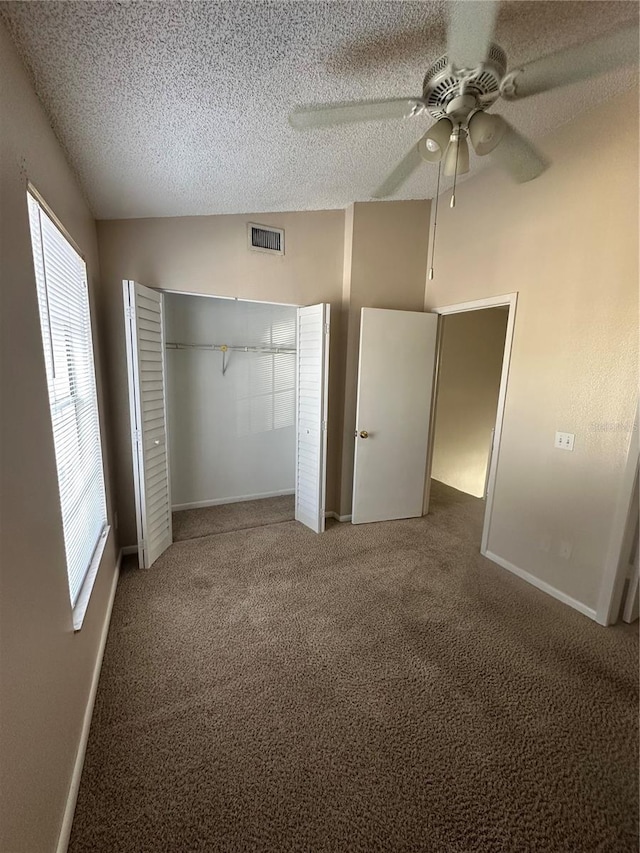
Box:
left=468, top=111, right=506, bottom=156
left=418, top=118, right=453, bottom=163
left=443, top=136, right=470, bottom=176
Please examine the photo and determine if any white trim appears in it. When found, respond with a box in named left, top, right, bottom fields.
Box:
left=422, top=315, right=445, bottom=515
left=596, top=403, right=639, bottom=625
left=156, top=287, right=300, bottom=309
left=172, top=489, right=295, bottom=512
left=433, top=293, right=516, bottom=315
left=484, top=549, right=598, bottom=622
left=161, top=299, right=173, bottom=548
left=325, top=511, right=352, bottom=522
left=622, top=550, right=639, bottom=623
left=72, top=526, right=111, bottom=631
left=431, top=293, right=518, bottom=554
left=27, top=182, right=86, bottom=261
left=321, top=306, right=331, bottom=531
left=56, top=552, right=121, bottom=853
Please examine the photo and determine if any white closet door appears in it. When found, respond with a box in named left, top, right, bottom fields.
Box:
left=295, top=304, right=330, bottom=533
left=123, top=280, right=172, bottom=567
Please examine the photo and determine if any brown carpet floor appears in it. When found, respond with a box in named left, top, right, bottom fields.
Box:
left=70, top=481, right=639, bottom=853
left=173, top=494, right=295, bottom=541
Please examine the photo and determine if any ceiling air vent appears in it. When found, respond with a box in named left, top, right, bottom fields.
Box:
left=248, top=223, right=284, bottom=256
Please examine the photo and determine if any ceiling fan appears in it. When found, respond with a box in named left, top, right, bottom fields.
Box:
left=289, top=2, right=639, bottom=198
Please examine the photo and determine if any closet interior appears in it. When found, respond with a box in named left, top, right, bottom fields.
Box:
left=124, top=279, right=330, bottom=566
left=164, top=292, right=298, bottom=536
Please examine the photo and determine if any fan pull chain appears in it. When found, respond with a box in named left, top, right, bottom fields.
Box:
left=428, top=161, right=442, bottom=281
left=450, top=131, right=460, bottom=209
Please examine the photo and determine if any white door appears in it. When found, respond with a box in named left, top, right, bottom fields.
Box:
left=352, top=308, right=438, bottom=524
left=295, top=303, right=330, bottom=533
left=622, top=549, right=639, bottom=623
left=123, top=280, right=172, bottom=567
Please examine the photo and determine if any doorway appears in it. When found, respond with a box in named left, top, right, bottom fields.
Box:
left=430, top=294, right=517, bottom=553
left=431, top=308, right=508, bottom=497
left=348, top=298, right=515, bottom=543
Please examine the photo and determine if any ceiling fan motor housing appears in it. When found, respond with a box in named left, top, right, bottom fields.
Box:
left=422, top=44, right=508, bottom=119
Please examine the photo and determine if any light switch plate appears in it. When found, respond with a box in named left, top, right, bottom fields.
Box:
left=555, top=431, right=575, bottom=451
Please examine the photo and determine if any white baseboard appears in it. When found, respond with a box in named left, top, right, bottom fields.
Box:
left=56, top=552, right=121, bottom=853
left=172, top=489, right=295, bottom=512
left=484, top=549, right=598, bottom=622
left=325, top=511, right=352, bottom=523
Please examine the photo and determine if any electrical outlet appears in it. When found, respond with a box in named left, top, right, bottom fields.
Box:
left=554, top=431, right=575, bottom=451
left=559, top=540, right=573, bottom=559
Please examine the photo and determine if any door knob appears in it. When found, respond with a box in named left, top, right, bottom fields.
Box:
left=359, top=430, right=369, bottom=439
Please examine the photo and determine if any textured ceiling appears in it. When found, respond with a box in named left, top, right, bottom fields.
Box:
left=2, top=1, right=638, bottom=219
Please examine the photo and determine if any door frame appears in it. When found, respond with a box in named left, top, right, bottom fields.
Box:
left=150, top=286, right=330, bottom=532
left=596, top=402, right=639, bottom=625
left=429, top=292, right=518, bottom=555
left=154, top=288, right=301, bottom=513
left=157, top=287, right=300, bottom=308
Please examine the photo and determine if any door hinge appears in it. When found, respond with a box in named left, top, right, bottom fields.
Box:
left=125, top=306, right=134, bottom=320
left=324, top=323, right=330, bottom=334
left=134, top=429, right=142, bottom=445
left=139, top=539, right=146, bottom=550
left=322, top=421, right=327, bottom=432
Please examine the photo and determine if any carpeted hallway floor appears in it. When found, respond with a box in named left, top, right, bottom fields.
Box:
left=70, top=482, right=639, bottom=852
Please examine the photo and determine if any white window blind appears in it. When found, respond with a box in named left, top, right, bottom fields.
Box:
left=27, top=192, right=107, bottom=607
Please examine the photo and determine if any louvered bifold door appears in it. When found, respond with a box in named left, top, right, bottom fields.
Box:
left=295, top=304, right=330, bottom=533
left=123, top=280, right=172, bottom=567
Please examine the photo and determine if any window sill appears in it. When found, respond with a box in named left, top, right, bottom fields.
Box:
left=72, top=525, right=111, bottom=632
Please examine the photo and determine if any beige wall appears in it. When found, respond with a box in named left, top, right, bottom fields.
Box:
left=0, top=20, right=118, bottom=853
left=339, top=200, right=431, bottom=516
left=432, top=308, right=508, bottom=497
left=425, top=89, right=639, bottom=612
left=97, top=210, right=346, bottom=545
left=98, top=199, right=432, bottom=541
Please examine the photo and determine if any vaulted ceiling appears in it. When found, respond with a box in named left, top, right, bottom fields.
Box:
left=2, top=1, right=638, bottom=219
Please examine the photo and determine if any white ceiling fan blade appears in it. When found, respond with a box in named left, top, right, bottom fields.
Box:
left=447, top=0, right=498, bottom=69
left=289, top=98, right=426, bottom=129
left=372, top=140, right=425, bottom=198
left=502, top=24, right=639, bottom=100
left=489, top=120, right=549, bottom=183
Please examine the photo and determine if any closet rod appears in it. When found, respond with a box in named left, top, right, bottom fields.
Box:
left=165, top=341, right=296, bottom=355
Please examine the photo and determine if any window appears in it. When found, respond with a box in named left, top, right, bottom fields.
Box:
left=27, top=191, right=108, bottom=620
left=235, top=308, right=296, bottom=435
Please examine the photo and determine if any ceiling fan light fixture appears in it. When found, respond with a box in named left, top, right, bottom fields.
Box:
left=443, top=134, right=470, bottom=177
left=418, top=118, right=454, bottom=162
left=468, top=110, right=506, bottom=156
